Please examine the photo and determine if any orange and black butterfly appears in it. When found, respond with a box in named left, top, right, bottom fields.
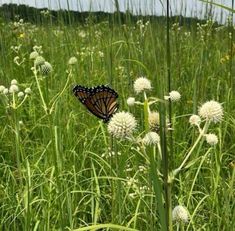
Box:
left=73, top=85, right=118, bottom=122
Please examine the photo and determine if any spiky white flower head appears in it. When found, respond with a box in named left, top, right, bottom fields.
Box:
left=11, top=79, right=18, bottom=85
left=108, top=111, right=137, bottom=139
left=169, top=91, right=181, bottom=101
left=29, top=51, right=39, bottom=59
left=127, top=97, right=135, bottom=106
left=133, top=77, right=151, bottom=94
left=34, top=56, right=45, bottom=67
left=189, top=115, right=201, bottom=126
left=40, top=61, right=53, bottom=75
left=172, top=205, right=189, bottom=223
left=198, top=100, right=223, bottom=123
left=9, top=84, right=19, bottom=93
left=0, top=85, right=5, bottom=93
left=148, top=111, right=160, bottom=130
left=3, top=88, right=8, bottom=95
left=68, top=56, right=78, bottom=65
left=25, top=87, right=32, bottom=95
left=143, top=132, right=160, bottom=146
left=17, top=91, right=24, bottom=98
left=206, top=133, right=218, bottom=146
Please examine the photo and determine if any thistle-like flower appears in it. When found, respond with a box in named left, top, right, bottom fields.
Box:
left=108, top=111, right=137, bottom=139
left=148, top=111, right=160, bottom=130
left=206, top=133, right=218, bottom=145
left=40, top=61, right=53, bottom=75
left=0, top=85, right=5, bottom=93
left=17, top=91, right=24, bottom=98
left=68, top=56, right=78, bottom=65
left=34, top=56, right=45, bottom=67
left=172, top=205, right=189, bottom=223
left=9, top=84, right=19, bottom=93
left=189, top=115, right=201, bottom=126
left=198, top=100, right=223, bottom=123
left=142, top=132, right=160, bottom=146
left=133, top=77, right=151, bottom=94
left=127, top=97, right=135, bottom=106
left=29, top=51, right=39, bottom=60
left=25, top=88, right=32, bottom=95
left=11, top=79, right=18, bottom=85
left=165, top=90, right=181, bottom=102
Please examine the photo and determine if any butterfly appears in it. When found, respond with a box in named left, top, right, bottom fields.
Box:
left=73, top=85, right=118, bottom=122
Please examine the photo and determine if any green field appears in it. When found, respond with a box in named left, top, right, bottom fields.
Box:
left=0, top=3, right=234, bottom=231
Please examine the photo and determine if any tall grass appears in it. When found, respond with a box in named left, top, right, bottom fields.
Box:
left=0, top=1, right=234, bottom=231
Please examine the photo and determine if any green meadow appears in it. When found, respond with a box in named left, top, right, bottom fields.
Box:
left=0, top=3, right=234, bottom=231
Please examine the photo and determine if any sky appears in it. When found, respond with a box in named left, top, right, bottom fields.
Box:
left=0, top=0, right=234, bottom=23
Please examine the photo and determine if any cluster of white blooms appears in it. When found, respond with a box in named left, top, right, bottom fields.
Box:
left=189, top=100, right=223, bottom=146
left=30, top=46, right=53, bottom=76
left=0, top=79, right=32, bottom=108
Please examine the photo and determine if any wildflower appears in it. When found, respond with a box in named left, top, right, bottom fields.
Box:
left=9, top=84, right=19, bottom=93
left=40, top=61, right=53, bottom=75
left=127, top=97, right=135, bottom=106
left=3, top=88, right=9, bottom=95
left=29, top=51, right=39, bottom=59
left=34, top=56, right=45, bottom=67
left=169, top=91, right=181, bottom=101
left=142, top=132, right=160, bottom=146
left=206, top=133, right=218, bottom=146
left=148, top=111, right=160, bottom=130
left=0, top=85, right=5, bottom=93
left=11, top=79, right=18, bottom=85
left=108, top=111, right=137, bottom=139
left=25, top=88, right=32, bottom=94
left=172, top=205, right=189, bottom=223
left=68, top=56, right=78, bottom=65
left=198, top=100, right=223, bottom=123
left=133, top=77, right=151, bottom=94
left=17, top=91, right=24, bottom=98
left=189, top=115, right=201, bottom=126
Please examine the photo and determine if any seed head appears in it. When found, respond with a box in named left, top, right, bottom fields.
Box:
left=25, top=87, right=32, bottom=94
left=108, top=111, right=137, bottom=139
left=169, top=90, right=181, bottom=101
left=199, top=100, right=223, bottom=123
left=148, top=111, right=160, bottom=130
left=133, top=77, right=151, bottom=94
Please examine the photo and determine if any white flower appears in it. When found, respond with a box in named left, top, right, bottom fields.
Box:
left=9, top=84, right=19, bottom=93
left=127, top=97, right=135, bottom=106
left=3, top=88, right=9, bottom=95
left=142, top=132, right=160, bottom=146
left=11, top=79, right=18, bottom=85
left=0, top=85, right=5, bottom=93
left=40, top=61, right=53, bottom=75
left=148, top=111, right=160, bottom=130
left=25, top=88, right=32, bottom=94
left=169, top=90, right=181, bottom=101
left=206, top=133, right=218, bottom=145
left=29, top=51, right=39, bottom=59
left=17, top=91, right=24, bottom=98
left=34, top=56, right=45, bottom=67
left=172, top=205, right=189, bottom=223
left=68, top=56, right=78, bottom=65
left=108, top=111, right=137, bottom=139
left=133, top=77, right=151, bottom=94
left=198, top=100, right=223, bottom=123
left=189, top=115, right=201, bottom=126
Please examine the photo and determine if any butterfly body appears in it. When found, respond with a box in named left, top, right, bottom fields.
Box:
left=73, top=85, right=118, bottom=122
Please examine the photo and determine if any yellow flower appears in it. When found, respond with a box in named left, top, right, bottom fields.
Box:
left=19, top=33, right=25, bottom=38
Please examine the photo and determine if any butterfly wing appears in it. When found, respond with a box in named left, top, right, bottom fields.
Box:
left=73, top=85, right=118, bottom=122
